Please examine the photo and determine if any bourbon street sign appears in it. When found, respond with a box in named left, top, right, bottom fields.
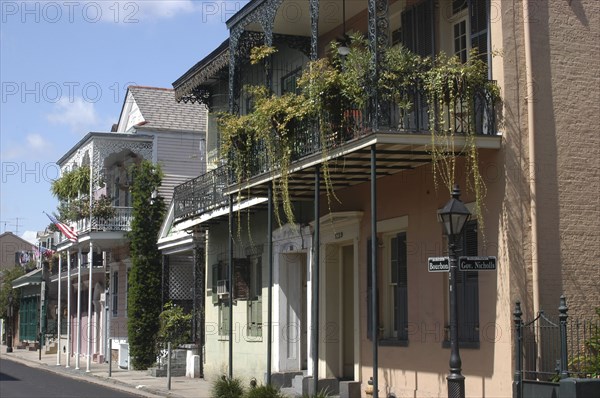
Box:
left=428, top=257, right=450, bottom=272
left=458, top=256, right=497, bottom=271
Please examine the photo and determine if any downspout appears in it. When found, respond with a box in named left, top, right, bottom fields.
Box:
left=522, top=0, right=541, bottom=316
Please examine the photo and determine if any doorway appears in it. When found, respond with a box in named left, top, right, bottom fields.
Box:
left=323, top=243, right=355, bottom=380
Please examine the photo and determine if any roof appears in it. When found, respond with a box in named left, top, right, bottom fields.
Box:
left=56, top=132, right=155, bottom=166
left=126, top=86, right=206, bottom=131
left=0, top=232, right=33, bottom=247
left=12, top=268, right=42, bottom=289
left=172, top=40, right=229, bottom=101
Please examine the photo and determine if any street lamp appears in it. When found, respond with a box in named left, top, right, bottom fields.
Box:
left=437, top=185, right=471, bottom=398
left=6, top=291, right=14, bottom=353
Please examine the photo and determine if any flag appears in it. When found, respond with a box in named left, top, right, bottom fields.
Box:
left=45, top=212, right=78, bottom=243
left=34, top=245, right=55, bottom=258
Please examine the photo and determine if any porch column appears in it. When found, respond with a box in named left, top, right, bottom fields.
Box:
left=56, top=254, right=62, bottom=366
left=266, top=182, right=274, bottom=384
left=367, top=0, right=389, bottom=130
left=66, top=250, right=71, bottom=368
left=76, top=247, right=82, bottom=370
left=193, top=232, right=205, bottom=378
left=370, top=144, right=379, bottom=398
left=228, top=194, right=234, bottom=378
left=86, top=241, right=93, bottom=372
left=161, top=255, right=169, bottom=310
left=103, top=251, right=109, bottom=363
left=311, top=165, right=321, bottom=397
left=229, top=28, right=243, bottom=114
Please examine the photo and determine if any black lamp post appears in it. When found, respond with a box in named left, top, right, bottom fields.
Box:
left=6, top=291, right=14, bottom=353
left=437, top=185, right=471, bottom=398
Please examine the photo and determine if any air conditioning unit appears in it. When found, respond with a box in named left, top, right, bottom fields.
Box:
left=217, top=280, right=229, bottom=297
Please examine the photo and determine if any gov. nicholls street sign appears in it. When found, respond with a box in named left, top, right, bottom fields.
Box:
left=428, top=256, right=497, bottom=272
left=458, top=256, right=497, bottom=271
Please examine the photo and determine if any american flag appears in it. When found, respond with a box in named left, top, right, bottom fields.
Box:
left=45, top=212, right=78, bottom=243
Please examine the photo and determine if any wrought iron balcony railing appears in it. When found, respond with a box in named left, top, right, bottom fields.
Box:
left=173, top=165, right=229, bottom=221
left=73, top=206, right=134, bottom=234
left=230, top=82, right=498, bottom=182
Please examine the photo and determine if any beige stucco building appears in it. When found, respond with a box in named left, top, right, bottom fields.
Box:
left=164, top=0, right=599, bottom=397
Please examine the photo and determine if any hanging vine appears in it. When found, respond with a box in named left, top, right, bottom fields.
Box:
left=422, top=49, right=500, bottom=226
left=50, top=164, right=116, bottom=222
left=218, top=37, right=500, bottom=229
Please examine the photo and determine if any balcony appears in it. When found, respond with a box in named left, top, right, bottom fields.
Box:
left=173, top=165, right=228, bottom=221
left=230, top=82, right=498, bottom=183
left=74, top=206, right=134, bottom=234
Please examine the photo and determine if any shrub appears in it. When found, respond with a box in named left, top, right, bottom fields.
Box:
left=211, top=376, right=245, bottom=398
left=245, top=384, right=285, bottom=398
left=158, top=302, right=192, bottom=348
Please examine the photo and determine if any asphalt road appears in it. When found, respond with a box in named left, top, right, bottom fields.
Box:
left=0, top=359, right=142, bottom=398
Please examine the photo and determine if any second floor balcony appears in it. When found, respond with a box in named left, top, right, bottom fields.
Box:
left=75, top=206, right=134, bottom=234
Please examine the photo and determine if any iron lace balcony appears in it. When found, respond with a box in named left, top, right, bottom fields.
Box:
left=173, top=165, right=229, bottom=221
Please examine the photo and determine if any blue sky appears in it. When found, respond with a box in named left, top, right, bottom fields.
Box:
left=1, top=0, right=246, bottom=242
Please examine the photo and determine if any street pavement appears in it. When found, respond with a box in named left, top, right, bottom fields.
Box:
left=0, top=344, right=213, bottom=398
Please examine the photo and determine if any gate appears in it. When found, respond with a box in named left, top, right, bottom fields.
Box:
left=513, top=296, right=600, bottom=398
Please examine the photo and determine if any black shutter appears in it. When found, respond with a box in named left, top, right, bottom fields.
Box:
left=458, top=221, right=479, bottom=342
left=400, top=7, right=415, bottom=52
left=401, top=1, right=434, bottom=57
left=415, top=0, right=434, bottom=57
left=396, top=232, right=409, bottom=341
left=366, top=239, right=373, bottom=340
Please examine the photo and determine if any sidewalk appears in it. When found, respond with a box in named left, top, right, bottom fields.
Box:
left=0, top=344, right=213, bottom=398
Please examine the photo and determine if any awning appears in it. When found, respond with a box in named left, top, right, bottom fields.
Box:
left=11, top=268, right=42, bottom=289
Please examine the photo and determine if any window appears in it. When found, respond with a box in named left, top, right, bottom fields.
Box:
left=112, top=271, right=118, bottom=316
left=452, top=0, right=468, bottom=15
left=219, top=302, right=230, bottom=337
left=212, top=261, right=227, bottom=304
left=454, top=20, right=468, bottom=63
left=366, top=217, right=409, bottom=345
left=281, top=68, right=302, bottom=95
left=247, top=256, right=262, bottom=338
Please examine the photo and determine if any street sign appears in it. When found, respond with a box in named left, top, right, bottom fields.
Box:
left=459, top=256, right=497, bottom=271
left=428, top=257, right=449, bottom=272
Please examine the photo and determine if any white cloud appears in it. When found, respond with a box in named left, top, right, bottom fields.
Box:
left=26, top=133, right=47, bottom=150
left=47, top=97, right=99, bottom=133
left=21, top=231, right=39, bottom=245
left=87, top=0, right=198, bottom=22
left=0, top=133, right=53, bottom=160
left=140, top=0, right=196, bottom=18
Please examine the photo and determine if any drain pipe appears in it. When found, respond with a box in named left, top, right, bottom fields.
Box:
left=522, top=0, right=541, bottom=316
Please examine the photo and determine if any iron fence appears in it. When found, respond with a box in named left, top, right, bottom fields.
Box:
left=513, top=296, right=600, bottom=398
